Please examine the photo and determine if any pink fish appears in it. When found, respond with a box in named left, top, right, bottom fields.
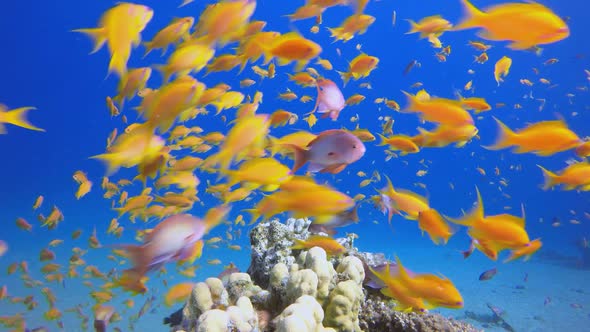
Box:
left=311, top=78, right=346, bottom=121
left=119, top=207, right=229, bottom=276
left=288, top=129, right=366, bottom=174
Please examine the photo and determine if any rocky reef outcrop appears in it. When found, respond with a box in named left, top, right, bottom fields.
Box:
left=167, top=218, right=480, bottom=332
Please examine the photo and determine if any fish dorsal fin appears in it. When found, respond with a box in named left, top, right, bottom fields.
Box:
left=384, top=175, right=396, bottom=195
left=525, top=120, right=568, bottom=131
left=394, top=256, right=410, bottom=281
left=306, top=129, right=344, bottom=146
left=423, top=14, right=444, bottom=20
left=370, top=262, right=391, bottom=283
left=491, top=213, right=525, bottom=228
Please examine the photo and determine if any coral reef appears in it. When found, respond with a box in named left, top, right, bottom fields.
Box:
left=167, top=218, right=481, bottom=332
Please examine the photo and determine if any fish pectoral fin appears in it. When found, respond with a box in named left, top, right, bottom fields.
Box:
left=307, top=162, right=326, bottom=173
left=320, top=163, right=348, bottom=174
left=474, top=239, right=500, bottom=260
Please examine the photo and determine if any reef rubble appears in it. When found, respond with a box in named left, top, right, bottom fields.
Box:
left=167, top=218, right=480, bottom=332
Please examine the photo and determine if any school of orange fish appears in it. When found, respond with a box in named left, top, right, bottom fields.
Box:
left=1, top=0, right=589, bottom=330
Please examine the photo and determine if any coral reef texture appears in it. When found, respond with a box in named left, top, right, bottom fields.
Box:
left=169, top=218, right=481, bottom=332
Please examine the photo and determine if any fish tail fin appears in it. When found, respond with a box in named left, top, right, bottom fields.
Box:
left=483, top=117, right=517, bottom=150
left=72, top=27, right=107, bottom=54
left=3, top=107, right=45, bottom=132
left=537, top=165, right=558, bottom=190
left=377, top=133, right=390, bottom=146
left=90, top=153, right=121, bottom=176
left=337, top=70, right=350, bottom=86
left=285, top=144, right=309, bottom=173
left=454, top=0, right=485, bottom=31
left=327, top=27, right=342, bottom=39
left=405, top=19, right=420, bottom=34
left=290, top=238, right=306, bottom=250
left=400, top=90, right=418, bottom=113
left=350, top=204, right=360, bottom=223
left=119, top=244, right=150, bottom=275
left=108, top=50, right=130, bottom=79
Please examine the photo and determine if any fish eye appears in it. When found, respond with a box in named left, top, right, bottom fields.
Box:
left=328, top=152, right=335, bottom=156
left=352, top=145, right=356, bottom=149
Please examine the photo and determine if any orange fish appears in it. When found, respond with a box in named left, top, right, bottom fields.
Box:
left=454, top=0, right=569, bottom=50
left=504, top=238, right=543, bottom=263
left=393, top=257, right=463, bottom=309
left=537, top=162, right=590, bottom=191
left=338, top=53, right=379, bottom=85
left=401, top=90, right=473, bottom=126
left=450, top=188, right=532, bottom=261
left=266, top=32, right=322, bottom=70
left=417, top=209, right=455, bottom=245
left=143, top=17, right=194, bottom=57
left=406, top=15, right=453, bottom=38
left=291, top=235, right=347, bottom=256
left=164, top=282, right=195, bottom=306
left=73, top=3, right=154, bottom=77
left=368, top=263, right=429, bottom=313
left=485, top=117, right=581, bottom=156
